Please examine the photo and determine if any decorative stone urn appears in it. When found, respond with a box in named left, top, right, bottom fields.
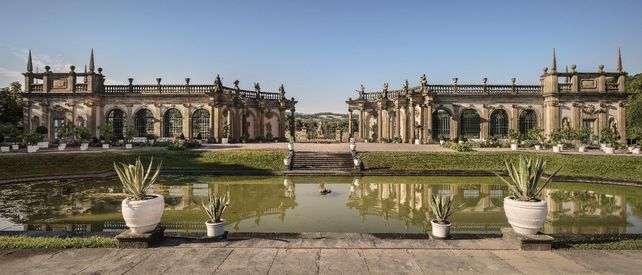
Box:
left=11, top=144, right=19, bottom=150
left=510, top=144, right=518, bottom=151
left=206, top=220, right=225, bottom=237
left=0, top=146, right=9, bottom=153
left=221, top=138, right=229, bottom=144
left=102, top=144, right=110, bottom=149
left=633, top=148, right=641, bottom=155
left=121, top=194, right=164, bottom=234
left=578, top=145, right=586, bottom=153
left=503, top=197, right=547, bottom=235
left=27, top=145, right=38, bottom=153
left=534, top=145, right=541, bottom=151
left=431, top=220, right=451, bottom=239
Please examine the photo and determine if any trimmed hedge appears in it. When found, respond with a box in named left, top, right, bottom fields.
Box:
left=0, top=236, right=117, bottom=249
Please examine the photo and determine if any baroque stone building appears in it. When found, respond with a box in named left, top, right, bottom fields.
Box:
left=346, top=49, right=628, bottom=143
left=20, top=50, right=297, bottom=142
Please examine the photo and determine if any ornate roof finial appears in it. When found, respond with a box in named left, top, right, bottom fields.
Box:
left=551, top=48, right=557, bottom=72
left=616, top=48, right=623, bottom=72
left=27, top=49, right=33, bottom=72
left=565, top=65, right=569, bottom=83
left=279, top=84, right=285, bottom=95
left=89, top=49, right=95, bottom=72
left=254, top=82, right=261, bottom=92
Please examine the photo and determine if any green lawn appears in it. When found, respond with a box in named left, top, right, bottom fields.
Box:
left=0, top=150, right=288, bottom=180
left=0, top=236, right=117, bottom=249
left=361, top=152, right=642, bottom=181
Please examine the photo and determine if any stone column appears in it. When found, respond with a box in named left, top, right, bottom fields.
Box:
left=185, top=107, right=192, bottom=139
left=451, top=106, right=459, bottom=140
left=418, top=105, right=424, bottom=142
left=212, top=106, right=220, bottom=141
left=348, top=109, right=353, bottom=138
left=572, top=103, right=581, bottom=129
left=424, top=103, right=433, bottom=143
left=377, top=107, right=383, bottom=141
left=94, top=104, right=102, bottom=138
left=550, top=101, right=560, bottom=133
left=480, top=107, right=489, bottom=140
left=410, top=104, right=416, bottom=141
left=510, top=105, right=519, bottom=131
left=617, top=101, right=626, bottom=143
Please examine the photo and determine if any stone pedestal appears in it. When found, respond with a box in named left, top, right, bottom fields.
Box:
left=501, top=227, right=553, bottom=251
left=115, top=226, right=165, bottom=248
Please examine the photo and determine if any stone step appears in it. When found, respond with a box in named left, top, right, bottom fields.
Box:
left=290, top=152, right=355, bottom=172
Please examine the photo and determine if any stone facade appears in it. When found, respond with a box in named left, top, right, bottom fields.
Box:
left=20, top=50, right=297, bottom=142
left=346, top=49, right=628, bottom=143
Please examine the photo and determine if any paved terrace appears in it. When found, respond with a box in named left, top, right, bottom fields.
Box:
left=1, top=235, right=641, bottom=274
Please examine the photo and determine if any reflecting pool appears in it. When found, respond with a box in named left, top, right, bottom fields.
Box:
left=1, top=176, right=641, bottom=234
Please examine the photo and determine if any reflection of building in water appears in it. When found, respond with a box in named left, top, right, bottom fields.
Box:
left=347, top=179, right=507, bottom=233
left=544, top=189, right=627, bottom=234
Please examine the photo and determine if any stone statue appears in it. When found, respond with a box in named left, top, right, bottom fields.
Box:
left=562, top=118, right=571, bottom=129
left=357, top=84, right=365, bottom=98
left=420, top=74, right=428, bottom=87
left=383, top=83, right=388, bottom=98
left=316, top=121, right=324, bottom=138
left=403, top=79, right=409, bottom=91
left=233, top=80, right=240, bottom=90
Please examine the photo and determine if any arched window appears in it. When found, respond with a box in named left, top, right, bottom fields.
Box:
left=163, top=109, right=183, bottom=137
left=489, top=109, right=509, bottom=138
left=135, top=109, right=155, bottom=137
left=192, top=109, right=210, bottom=139
left=460, top=109, right=481, bottom=139
left=432, top=109, right=451, bottom=139
left=519, top=109, right=538, bottom=135
left=106, top=109, right=125, bottom=139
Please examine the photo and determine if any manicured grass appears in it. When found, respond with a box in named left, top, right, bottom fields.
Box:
left=361, top=152, right=642, bottom=181
left=553, top=239, right=642, bottom=250
left=0, top=150, right=288, bottom=180
left=0, top=236, right=117, bottom=249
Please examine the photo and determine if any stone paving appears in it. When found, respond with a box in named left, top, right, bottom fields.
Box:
left=1, top=234, right=642, bottom=274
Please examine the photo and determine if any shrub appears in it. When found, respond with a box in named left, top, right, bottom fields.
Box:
left=183, top=139, right=201, bottom=148
left=527, top=128, right=545, bottom=144
left=76, top=127, right=91, bottom=143
left=392, top=136, right=402, bottom=143
left=35, top=126, right=48, bottom=136
left=22, top=132, right=42, bottom=145
left=573, top=128, right=592, bottom=145
left=98, top=124, right=114, bottom=144
left=600, top=128, right=619, bottom=146
left=507, top=129, right=520, bottom=143
left=166, top=140, right=185, bottom=150
left=626, top=127, right=642, bottom=146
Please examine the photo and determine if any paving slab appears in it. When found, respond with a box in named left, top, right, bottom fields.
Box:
left=162, top=248, right=232, bottom=274
left=267, top=249, right=320, bottom=275
left=408, top=250, right=477, bottom=274
left=319, top=249, right=369, bottom=275
left=0, top=249, right=61, bottom=274
left=556, top=250, right=642, bottom=274
left=214, top=248, right=278, bottom=274
left=124, top=248, right=191, bottom=274
left=494, top=250, right=591, bottom=274
left=360, top=249, right=423, bottom=274
left=76, top=249, right=156, bottom=274
left=27, top=248, right=117, bottom=274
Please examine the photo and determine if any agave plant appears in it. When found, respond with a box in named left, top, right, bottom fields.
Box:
left=202, top=193, right=230, bottom=223
left=430, top=195, right=463, bottom=224
left=113, top=157, right=162, bottom=200
left=496, top=156, right=561, bottom=202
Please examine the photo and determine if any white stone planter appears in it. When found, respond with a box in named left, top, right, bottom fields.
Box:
left=125, top=144, right=133, bottom=149
left=58, top=144, right=66, bottom=151
left=552, top=146, right=560, bottom=153
left=510, top=144, right=518, bottom=151
left=206, top=220, right=225, bottom=237
left=37, top=142, right=49, bottom=149
left=439, top=140, right=445, bottom=145
left=27, top=145, right=39, bottom=153
left=121, top=194, right=164, bottom=234
left=283, top=158, right=291, bottom=166
left=534, top=145, right=541, bottom=151
left=503, top=197, right=547, bottom=235
left=604, top=147, right=615, bottom=154
left=628, top=147, right=635, bottom=153
left=11, top=144, right=19, bottom=150
left=458, top=140, right=464, bottom=145
left=349, top=143, right=356, bottom=151
left=633, top=148, right=640, bottom=155
left=102, top=144, right=110, bottom=149
left=354, top=159, right=361, bottom=167
left=221, top=138, right=229, bottom=144
left=431, top=220, right=451, bottom=239
left=600, top=143, right=606, bottom=150
left=414, top=139, right=421, bottom=145
left=557, top=143, right=564, bottom=150
left=288, top=143, right=294, bottom=151
left=578, top=145, right=586, bottom=153
left=0, top=146, right=9, bottom=152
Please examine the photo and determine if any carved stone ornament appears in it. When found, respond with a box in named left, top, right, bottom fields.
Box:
left=581, top=105, right=600, bottom=120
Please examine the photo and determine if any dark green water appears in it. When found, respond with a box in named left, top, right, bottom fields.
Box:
left=1, top=176, right=641, bottom=234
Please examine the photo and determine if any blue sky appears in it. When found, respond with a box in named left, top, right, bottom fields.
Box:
left=1, top=0, right=641, bottom=113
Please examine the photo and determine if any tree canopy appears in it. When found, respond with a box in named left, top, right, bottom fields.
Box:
left=0, top=82, right=24, bottom=126
left=626, top=73, right=642, bottom=129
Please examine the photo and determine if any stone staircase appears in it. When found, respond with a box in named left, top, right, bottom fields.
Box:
left=290, top=151, right=355, bottom=171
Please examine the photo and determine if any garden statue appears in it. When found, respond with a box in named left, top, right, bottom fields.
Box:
left=357, top=84, right=365, bottom=98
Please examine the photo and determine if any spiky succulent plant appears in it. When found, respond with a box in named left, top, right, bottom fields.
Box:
left=113, top=157, right=162, bottom=200
left=202, top=193, right=230, bottom=223
left=496, top=156, right=561, bottom=201
left=430, top=195, right=462, bottom=224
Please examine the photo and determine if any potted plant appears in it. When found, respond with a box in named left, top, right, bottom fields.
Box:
left=221, top=123, right=230, bottom=144
left=429, top=194, right=462, bottom=239
left=0, top=144, right=8, bottom=152
left=201, top=193, right=229, bottom=237
left=23, top=132, right=42, bottom=153
left=627, top=127, right=641, bottom=154
left=573, top=127, right=592, bottom=153
left=55, top=122, right=72, bottom=151
left=528, top=128, right=544, bottom=150
left=114, top=157, right=164, bottom=234
left=496, top=156, right=561, bottom=235
left=600, top=128, right=618, bottom=154
left=438, top=134, right=445, bottom=145
left=550, top=128, right=564, bottom=152
left=35, top=126, right=49, bottom=148
left=124, top=125, right=136, bottom=149
left=508, top=129, right=520, bottom=151
left=98, top=124, right=114, bottom=149
left=76, top=126, right=91, bottom=151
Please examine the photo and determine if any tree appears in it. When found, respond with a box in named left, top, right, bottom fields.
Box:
left=626, top=73, right=642, bottom=129
left=0, top=82, right=24, bottom=126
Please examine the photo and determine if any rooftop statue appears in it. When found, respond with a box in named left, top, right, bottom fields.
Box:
left=357, top=84, right=365, bottom=98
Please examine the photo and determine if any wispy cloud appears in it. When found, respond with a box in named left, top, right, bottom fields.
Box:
left=0, top=67, right=22, bottom=86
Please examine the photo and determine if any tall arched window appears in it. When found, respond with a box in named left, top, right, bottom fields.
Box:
left=460, top=109, right=481, bottom=139
left=432, top=109, right=451, bottom=139
left=164, top=109, right=183, bottom=137
left=489, top=109, right=509, bottom=138
left=135, top=109, right=155, bottom=137
left=192, top=109, right=210, bottom=139
left=519, top=109, right=538, bottom=135
left=106, top=109, right=125, bottom=139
